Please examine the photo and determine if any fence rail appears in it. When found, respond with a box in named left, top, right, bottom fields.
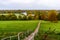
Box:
left=1, top=32, right=22, bottom=40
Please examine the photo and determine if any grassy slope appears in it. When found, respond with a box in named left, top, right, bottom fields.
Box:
left=40, top=21, right=60, bottom=33
left=36, top=21, right=60, bottom=40
left=0, top=20, right=39, bottom=32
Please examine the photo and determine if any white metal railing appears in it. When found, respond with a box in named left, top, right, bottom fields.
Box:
left=1, top=32, right=22, bottom=40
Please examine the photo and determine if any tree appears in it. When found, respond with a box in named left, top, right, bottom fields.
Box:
left=7, top=13, right=17, bottom=20
left=19, top=15, right=23, bottom=20
left=23, top=15, right=27, bottom=20
left=57, top=13, right=60, bottom=20
left=27, top=11, right=34, bottom=20
left=48, top=10, right=57, bottom=22
left=0, top=15, right=6, bottom=20
left=34, top=14, right=39, bottom=20
left=28, top=15, right=34, bottom=20
left=33, top=10, right=40, bottom=20
left=41, top=13, right=46, bottom=20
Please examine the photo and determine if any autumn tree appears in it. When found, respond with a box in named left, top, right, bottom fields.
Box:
left=57, top=13, right=60, bottom=20
left=41, top=13, right=46, bottom=20
left=40, top=11, right=47, bottom=20
left=48, top=10, right=57, bottom=22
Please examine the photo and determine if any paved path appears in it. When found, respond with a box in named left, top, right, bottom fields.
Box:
left=24, top=21, right=41, bottom=40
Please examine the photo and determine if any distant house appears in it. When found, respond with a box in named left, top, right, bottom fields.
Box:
left=22, top=12, right=27, bottom=16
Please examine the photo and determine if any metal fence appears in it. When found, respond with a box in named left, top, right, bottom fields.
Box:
left=1, top=32, right=22, bottom=40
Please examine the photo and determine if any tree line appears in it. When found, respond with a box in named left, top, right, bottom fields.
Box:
left=0, top=10, right=60, bottom=22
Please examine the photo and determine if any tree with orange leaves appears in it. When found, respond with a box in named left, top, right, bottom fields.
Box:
left=48, top=10, right=57, bottom=22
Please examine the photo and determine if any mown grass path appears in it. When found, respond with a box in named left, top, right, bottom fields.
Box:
left=24, top=21, right=41, bottom=40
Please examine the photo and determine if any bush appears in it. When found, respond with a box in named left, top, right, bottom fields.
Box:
left=19, top=15, right=23, bottom=20
left=23, top=16, right=27, bottom=20
left=28, top=16, right=34, bottom=20
left=0, top=15, right=6, bottom=20
left=57, top=13, right=60, bottom=20
left=7, top=15, right=17, bottom=20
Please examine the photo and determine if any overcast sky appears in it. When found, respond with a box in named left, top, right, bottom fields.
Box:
left=0, top=0, right=60, bottom=10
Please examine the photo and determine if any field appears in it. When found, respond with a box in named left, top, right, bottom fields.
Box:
left=40, top=21, right=60, bottom=33
left=35, top=21, right=60, bottom=40
left=1, top=20, right=60, bottom=40
left=0, top=20, right=39, bottom=32
left=0, top=20, right=39, bottom=40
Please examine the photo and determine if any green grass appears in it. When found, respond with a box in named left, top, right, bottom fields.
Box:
left=0, top=20, right=39, bottom=32
left=40, top=21, right=60, bottom=33
left=35, top=21, right=60, bottom=40
left=0, top=20, right=39, bottom=39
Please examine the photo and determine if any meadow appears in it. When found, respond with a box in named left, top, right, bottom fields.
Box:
left=0, top=20, right=39, bottom=32
left=1, top=20, right=60, bottom=40
left=0, top=20, right=39, bottom=40
left=40, top=21, right=60, bottom=33
left=35, top=21, right=60, bottom=40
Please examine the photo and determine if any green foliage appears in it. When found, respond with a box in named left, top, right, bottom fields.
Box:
left=41, top=13, right=46, bottom=20
left=0, top=21, right=39, bottom=39
left=0, top=14, right=17, bottom=20
left=23, top=15, right=27, bottom=20
left=57, top=13, right=60, bottom=20
left=19, top=15, right=23, bottom=20
left=39, top=15, right=41, bottom=20
left=7, top=14, right=17, bottom=20
left=0, top=15, right=6, bottom=20
left=28, top=16, right=34, bottom=20
left=19, top=15, right=27, bottom=20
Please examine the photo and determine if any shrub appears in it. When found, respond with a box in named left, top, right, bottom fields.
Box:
left=0, top=15, right=6, bottom=20
left=7, top=14, right=17, bottom=20
left=23, top=16, right=27, bottom=20
left=57, top=13, right=60, bottom=20
left=19, top=15, right=23, bottom=20
left=28, top=16, right=34, bottom=20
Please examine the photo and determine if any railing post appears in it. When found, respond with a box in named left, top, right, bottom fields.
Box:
left=10, top=36, right=11, bottom=40
left=18, top=33, right=20, bottom=40
left=18, top=32, right=22, bottom=40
